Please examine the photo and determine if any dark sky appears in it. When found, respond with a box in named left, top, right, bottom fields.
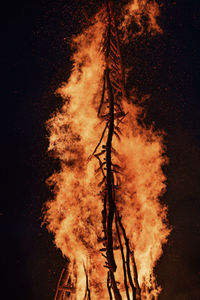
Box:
left=1, top=0, right=200, bottom=299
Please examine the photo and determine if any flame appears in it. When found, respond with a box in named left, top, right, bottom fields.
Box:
left=120, top=0, right=163, bottom=40
left=115, top=101, right=170, bottom=285
left=44, top=1, right=170, bottom=299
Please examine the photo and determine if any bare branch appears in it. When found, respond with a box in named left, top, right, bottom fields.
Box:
left=89, top=122, right=108, bottom=160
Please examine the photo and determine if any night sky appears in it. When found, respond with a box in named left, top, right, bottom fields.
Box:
left=1, top=0, right=200, bottom=299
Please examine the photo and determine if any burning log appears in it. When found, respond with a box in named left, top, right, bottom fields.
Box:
left=115, top=215, right=131, bottom=300
left=83, top=264, right=91, bottom=300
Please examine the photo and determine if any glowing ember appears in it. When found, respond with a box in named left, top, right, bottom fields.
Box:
left=43, top=1, right=170, bottom=299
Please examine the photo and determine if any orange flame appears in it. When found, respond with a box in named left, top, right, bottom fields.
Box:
left=44, top=1, right=170, bottom=299
left=121, top=0, right=163, bottom=40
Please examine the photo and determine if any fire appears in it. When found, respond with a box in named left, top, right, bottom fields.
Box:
left=44, top=1, right=170, bottom=299
left=121, top=0, right=163, bottom=35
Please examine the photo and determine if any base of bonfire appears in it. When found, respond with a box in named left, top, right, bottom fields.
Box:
left=53, top=263, right=159, bottom=300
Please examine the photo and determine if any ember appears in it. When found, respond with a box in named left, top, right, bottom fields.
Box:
left=44, top=1, right=170, bottom=299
